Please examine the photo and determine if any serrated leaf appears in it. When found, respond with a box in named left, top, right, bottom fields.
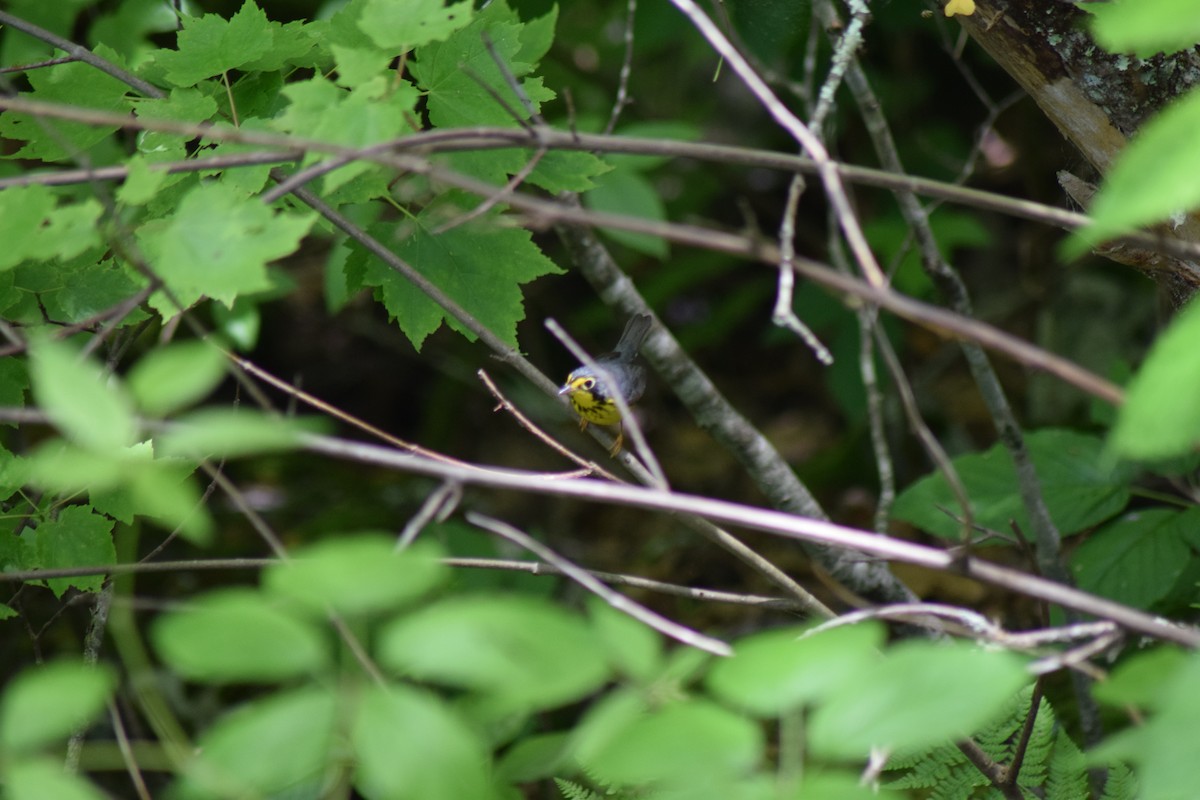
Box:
left=1071, top=508, right=1196, bottom=609
left=1068, top=88, right=1200, bottom=254
left=240, top=18, right=323, bottom=72
left=117, top=157, right=169, bottom=205
left=155, top=0, right=275, bottom=86
left=0, top=186, right=55, bottom=271
left=127, top=339, right=229, bottom=417
left=412, top=2, right=548, bottom=129
left=131, top=87, right=220, bottom=161
left=0, top=661, right=115, bottom=753
left=810, top=641, right=1030, bottom=758
left=377, top=594, right=609, bottom=712
left=150, top=589, right=330, bottom=682
left=1089, top=0, right=1200, bottom=57
left=0, top=187, right=102, bottom=271
left=28, top=335, right=137, bottom=452
left=274, top=76, right=418, bottom=194
left=264, top=536, right=446, bottom=616
left=352, top=683, right=491, bottom=800
left=48, top=257, right=146, bottom=325
left=331, top=43, right=394, bottom=87
left=33, top=506, right=116, bottom=597
left=893, top=429, right=1133, bottom=540
left=137, top=182, right=313, bottom=311
left=345, top=208, right=562, bottom=349
left=528, top=150, right=611, bottom=193
left=706, top=623, right=883, bottom=716
left=177, top=687, right=337, bottom=797
left=1110, top=297, right=1200, bottom=459
left=358, top=0, right=474, bottom=51
left=0, top=56, right=130, bottom=162
left=88, top=0, right=181, bottom=68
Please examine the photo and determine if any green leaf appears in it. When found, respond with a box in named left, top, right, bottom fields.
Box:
left=150, top=589, right=331, bottom=682
left=496, top=731, right=571, bottom=783
left=176, top=686, right=337, bottom=797
left=579, top=698, right=763, bottom=786
left=0, top=356, right=29, bottom=411
left=606, top=121, right=702, bottom=172
left=0, top=55, right=131, bottom=162
left=377, top=594, right=610, bottom=712
left=138, top=182, right=314, bottom=311
left=1110, top=297, right=1200, bottom=459
left=345, top=208, right=563, bottom=350
left=412, top=1, right=551, bottom=129
left=352, top=683, right=492, bottom=800
left=126, top=340, right=229, bottom=417
left=117, top=157, right=170, bottom=205
left=1094, top=646, right=1187, bottom=709
left=264, top=536, right=446, bottom=616
left=33, top=506, right=116, bottom=597
left=28, top=335, right=138, bottom=452
left=27, top=438, right=213, bottom=545
left=131, top=87, right=220, bottom=162
left=584, top=168, right=669, bottom=258
left=809, top=640, right=1030, bottom=758
left=45, top=257, right=147, bottom=325
left=4, top=759, right=108, bottom=800
left=0, top=187, right=103, bottom=271
left=0, top=186, right=55, bottom=271
left=155, top=0, right=275, bottom=86
left=588, top=597, right=664, bottom=682
left=1089, top=0, right=1200, bottom=57
left=240, top=18, right=324, bottom=73
left=155, top=408, right=319, bottom=459
left=274, top=76, right=418, bottom=194
left=1068, top=88, right=1200, bottom=253
left=893, top=429, right=1133, bottom=540
left=528, top=150, right=611, bottom=193
left=706, top=623, right=884, bottom=716
left=1089, top=650, right=1200, bottom=800
left=1071, top=507, right=1196, bottom=609
left=358, top=0, right=474, bottom=51
left=0, top=660, right=115, bottom=753
left=88, top=0, right=181, bottom=67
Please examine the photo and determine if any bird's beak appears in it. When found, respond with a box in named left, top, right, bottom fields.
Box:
left=557, top=384, right=572, bottom=396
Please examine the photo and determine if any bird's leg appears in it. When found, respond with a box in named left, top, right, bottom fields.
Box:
left=608, top=423, right=624, bottom=457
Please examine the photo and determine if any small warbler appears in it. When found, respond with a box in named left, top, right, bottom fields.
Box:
left=558, top=314, right=651, bottom=454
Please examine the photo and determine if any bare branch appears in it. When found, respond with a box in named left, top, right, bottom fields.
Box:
left=467, top=512, right=733, bottom=657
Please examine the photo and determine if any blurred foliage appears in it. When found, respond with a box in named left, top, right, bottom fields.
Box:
left=0, top=0, right=1197, bottom=797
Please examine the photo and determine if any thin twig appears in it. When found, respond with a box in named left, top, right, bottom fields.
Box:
left=299, top=432, right=1200, bottom=648
left=668, top=0, right=887, bottom=288
left=395, top=480, right=461, bottom=551
left=545, top=317, right=667, bottom=488
left=467, top=511, right=733, bottom=656
left=603, top=0, right=639, bottom=134
left=478, top=368, right=624, bottom=482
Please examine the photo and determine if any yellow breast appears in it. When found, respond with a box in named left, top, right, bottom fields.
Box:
left=569, top=390, right=622, bottom=426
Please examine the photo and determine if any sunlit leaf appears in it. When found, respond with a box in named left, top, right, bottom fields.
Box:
left=151, top=589, right=330, bottom=682
left=0, top=661, right=115, bottom=753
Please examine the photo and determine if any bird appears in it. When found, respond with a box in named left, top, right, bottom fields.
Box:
left=558, top=314, right=651, bottom=455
